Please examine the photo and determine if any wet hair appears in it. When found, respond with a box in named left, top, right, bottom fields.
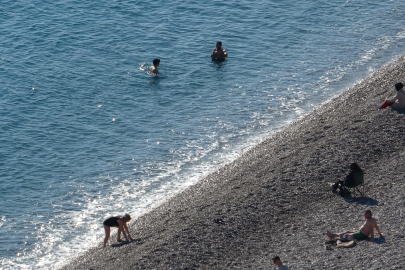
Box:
left=216, top=41, right=222, bottom=46
left=350, top=162, right=361, bottom=171
left=272, top=256, right=280, bottom=262
left=395, top=82, right=404, bottom=91
left=153, top=58, right=160, bottom=66
left=365, top=210, right=372, bottom=217
left=123, top=213, right=131, bottom=221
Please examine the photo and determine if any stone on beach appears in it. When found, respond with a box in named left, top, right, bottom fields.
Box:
left=62, top=56, right=405, bottom=269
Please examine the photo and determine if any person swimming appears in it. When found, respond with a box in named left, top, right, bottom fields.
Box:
left=211, top=41, right=228, bottom=61
left=103, top=213, right=132, bottom=247
left=149, top=58, right=160, bottom=75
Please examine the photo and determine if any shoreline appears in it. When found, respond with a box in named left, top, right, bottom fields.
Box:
left=62, top=55, right=405, bottom=269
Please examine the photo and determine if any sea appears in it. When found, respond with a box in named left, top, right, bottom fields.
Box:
left=1, top=0, right=404, bottom=268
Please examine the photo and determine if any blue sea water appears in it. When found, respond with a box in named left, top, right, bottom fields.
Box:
left=1, top=0, right=404, bottom=268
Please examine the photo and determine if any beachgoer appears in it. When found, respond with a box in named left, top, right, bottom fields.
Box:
left=272, top=256, right=289, bottom=270
left=211, top=41, right=228, bottom=60
left=149, top=58, right=160, bottom=75
left=331, top=162, right=362, bottom=191
left=326, top=210, right=383, bottom=241
left=376, top=82, right=405, bottom=109
left=103, top=213, right=132, bottom=247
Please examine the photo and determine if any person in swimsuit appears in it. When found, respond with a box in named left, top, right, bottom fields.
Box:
left=376, top=82, right=405, bottom=109
left=103, top=213, right=132, bottom=247
left=326, top=210, right=383, bottom=241
left=211, top=41, right=228, bottom=61
left=149, top=58, right=160, bottom=75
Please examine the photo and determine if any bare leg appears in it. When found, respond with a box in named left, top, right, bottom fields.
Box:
left=103, top=225, right=110, bottom=247
left=117, top=227, right=122, bottom=241
left=327, top=230, right=356, bottom=239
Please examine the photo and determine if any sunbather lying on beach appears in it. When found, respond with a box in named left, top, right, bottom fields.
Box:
left=103, top=213, right=132, bottom=247
left=326, top=210, right=383, bottom=241
left=376, top=82, right=405, bottom=109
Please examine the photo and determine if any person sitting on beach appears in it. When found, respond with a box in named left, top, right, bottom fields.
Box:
left=211, top=41, right=228, bottom=60
left=272, top=256, right=289, bottom=270
left=326, top=210, right=383, bottom=241
left=331, top=162, right=362, bottom=191
left=103, top=213, right=132, bottom=247
left=149, top=58, right=160, bottom=75
left=376, top=82, right=405, bottom=109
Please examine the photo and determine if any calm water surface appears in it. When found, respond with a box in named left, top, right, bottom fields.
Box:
left=1, top=0, right=405, bottom=268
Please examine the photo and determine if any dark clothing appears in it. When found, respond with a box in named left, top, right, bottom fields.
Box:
left=344, top=170, right=356, bottom=186
left=332, top=169, right=362, bottom=190
left=103, top=217, right=120, bottom=227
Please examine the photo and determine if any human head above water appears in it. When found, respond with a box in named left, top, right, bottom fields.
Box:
left=395, top=82, right=404, bottom=91
left=216, top=41, right=222, bottom=49
left=123, top=213, right=131, bottom=222
left=153, top=58, right=160, bottom=66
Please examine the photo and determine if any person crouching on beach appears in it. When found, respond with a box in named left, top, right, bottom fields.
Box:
left=326, top=210, right=383, bottom=241
left=331, top=162, right=362, bottom=191
left=376, top=82, right=405, bottom=109
left=103, top=213, right=132, bottom=247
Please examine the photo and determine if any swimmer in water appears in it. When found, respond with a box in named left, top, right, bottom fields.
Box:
left=103, top=213, right=132, bottom=247
left=149, top=58, right=160, bottom=75
left=211, top=41, right=228, bottom=60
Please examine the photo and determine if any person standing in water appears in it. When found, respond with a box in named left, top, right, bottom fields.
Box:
left=103, top=213, right=132, bottom=247
left=149, top=58, right=160, bottom=75
left=376, top=82, right=405, bottom=109
left=211, top=41, right=228, bottom=60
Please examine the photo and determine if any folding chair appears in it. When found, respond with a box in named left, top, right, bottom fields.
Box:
left=344, top=171, right=365, bottom=197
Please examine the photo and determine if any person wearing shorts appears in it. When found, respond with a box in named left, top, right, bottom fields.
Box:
left=326, top=210, right=383, bottom=241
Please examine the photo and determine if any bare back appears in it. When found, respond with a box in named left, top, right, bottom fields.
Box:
left=359, top=218, right=377, bottom=237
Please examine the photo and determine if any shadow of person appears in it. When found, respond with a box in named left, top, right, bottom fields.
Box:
left=111, top=241, right=128, bottom=247
left=342, top=195, right=379, bottom=206
left=394, top=107, right=405, bottom=114
left=369, top=235, right=386, bottom=245
left=110, top=238, right=141, bottom=247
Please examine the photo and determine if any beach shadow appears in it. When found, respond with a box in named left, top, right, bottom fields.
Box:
left=342, top=195, right=379, bottom=206
left=110, top=238, right=141, bottom=247
left=368, top=235, right=386, bottom=245
left=394, top=108, right=405, bottom=115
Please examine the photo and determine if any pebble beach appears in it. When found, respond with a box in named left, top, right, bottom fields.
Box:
left=61, top=55, right=405, bottom=270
